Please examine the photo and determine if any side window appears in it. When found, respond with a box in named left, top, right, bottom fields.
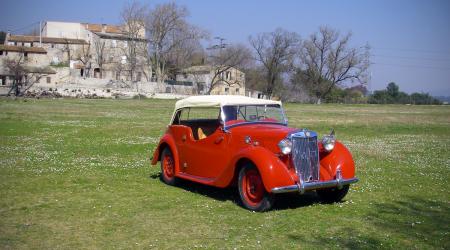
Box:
left=172, top=107, right=220, bottom=124
left=184, top=107, right=220, bottom=121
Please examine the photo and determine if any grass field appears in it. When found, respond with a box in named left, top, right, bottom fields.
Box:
left=0, top=98, right=449, bottom=249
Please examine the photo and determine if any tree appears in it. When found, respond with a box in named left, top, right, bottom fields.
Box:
left=2, top=49, right=51, bottom=96
left=206, top=44, right=252, bottom=94
left=297, top=26, right=370, bottom=103
left=145, top=2, right=206, bottom=83
left=0, top=31, right=7, bottom=44
left=121, top=1, right=147, bottom=81
left=249, top=28, right=300, bottom=97
left=62, top=38, right=72, bottom=64
left=386, top=82, right=399, bottom=98
left=75, top=41, right=92, bottom=78
left=368, top=82, right=442, bottom=105
left=93, top=35, right=107, bottom=78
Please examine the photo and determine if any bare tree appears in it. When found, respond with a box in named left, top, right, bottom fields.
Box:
left=93, top=35, right=107, bottom=78
left=2, top=50, right=48, bottom=96
left=62, top=38, right=72, bottom=64
left=297, top=26, right=370, bottom=103
left=121, top=1, right=147, bottom=81
left=206, top=44, right=252, bottom=94
left=146, top=2, right=206, bottom=83
left=249, top=28, right=300, bottom=98
left=75, top=41, right=91, bottom=78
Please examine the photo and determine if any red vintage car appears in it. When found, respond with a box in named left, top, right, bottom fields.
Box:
left=152, top=95, right=358, bottom=211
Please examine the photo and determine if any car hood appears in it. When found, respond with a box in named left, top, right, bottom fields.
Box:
left=229, top=123, right=298, bottom=153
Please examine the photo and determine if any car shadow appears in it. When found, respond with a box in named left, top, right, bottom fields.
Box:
left=272, top=192, right=322, bottom=210
left=150, top=172, right=332, bottom=210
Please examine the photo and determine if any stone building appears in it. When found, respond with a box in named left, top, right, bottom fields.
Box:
left=3, top=21, right=148, bottom=84
left=0, top=44, right=56, bottom=94
left=176, top=65, right=246, bottom=95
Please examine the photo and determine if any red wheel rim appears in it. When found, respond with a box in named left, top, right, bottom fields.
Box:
left=242, top=169, right=264, bottom=206
left=162, top=154, right=174, bottom=179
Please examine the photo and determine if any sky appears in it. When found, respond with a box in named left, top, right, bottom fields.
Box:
left=1, top=0, right=449, bottom=96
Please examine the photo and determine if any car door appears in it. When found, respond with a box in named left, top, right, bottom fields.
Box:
left=175, top=107, right=231, bottom=179
left=168, top=125, right=193, bottom=174
left=183, top=128, right=230, bottom=179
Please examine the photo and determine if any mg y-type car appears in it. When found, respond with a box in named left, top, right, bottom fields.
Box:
left=152, top=95, right=358, bottom=211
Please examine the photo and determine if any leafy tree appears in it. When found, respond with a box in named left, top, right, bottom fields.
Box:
left=368, top=82, right=441, bottom=105
left=0, top=31, right=6, bottom=44
left=386, top=82, right=399, bottom=98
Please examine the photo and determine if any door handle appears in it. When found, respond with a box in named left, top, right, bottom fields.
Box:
left=214, top=136, right=224, bottom=144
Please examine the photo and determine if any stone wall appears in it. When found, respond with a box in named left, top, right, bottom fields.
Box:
left=28, top=74, right=193, bottom=99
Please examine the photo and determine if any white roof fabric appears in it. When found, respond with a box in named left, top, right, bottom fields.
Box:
left=174, top=95, right=282, bottom=110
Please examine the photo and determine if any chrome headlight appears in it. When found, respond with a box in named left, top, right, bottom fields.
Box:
left=322, top=135, right=336, bottom=152
left=278, top=139, right=292, bottom=155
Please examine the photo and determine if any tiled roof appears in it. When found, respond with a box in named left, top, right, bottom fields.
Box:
left=8, top=35, right=88, bottom=45
left=84, top=23, right=124, bottom=34
left=93, top=32, right=147, bottom=42
left=0, top=45, right=47, bottom=54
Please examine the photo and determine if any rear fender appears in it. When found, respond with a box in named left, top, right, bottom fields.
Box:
left=227, top=146, right=295, bottom=193
left=151, top=134, right=180, bottom=174
left=319, top=141, right=355, bottom=180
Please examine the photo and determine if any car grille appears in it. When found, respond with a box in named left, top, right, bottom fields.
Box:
left=291, top=135, right=319, bottom=182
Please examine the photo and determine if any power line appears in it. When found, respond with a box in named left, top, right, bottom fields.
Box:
left=10, top=21, right=40, bottom=33
left=372, top=62, right=450, bottom=70
left=372, top=54, right=450, bottom=62
left=372, top=47, right=450, bottom=55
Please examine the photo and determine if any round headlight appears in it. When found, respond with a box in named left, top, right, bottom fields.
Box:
left=278, top=139, right=292, bottom=155
left=322, top=135, right=336, bottom=152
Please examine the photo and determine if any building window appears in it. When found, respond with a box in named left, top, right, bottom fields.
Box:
left=14, top=42, right=17, bottom=46
left=137, top=72, right=142, bottom=81
left=24, top=52, right=28, bottom=60
left=224, top=87, right=229, bottom=93
left=236, top=88, right=240, bottom=94
left=30, top=42, right=33, bottom=47
left=51, top=43, right=55, bottom=48
left=1, top=76, right=6, bottom=85
left=0, top=51, right=3, bottom=56
left=46, top=77, right=51, bottom=83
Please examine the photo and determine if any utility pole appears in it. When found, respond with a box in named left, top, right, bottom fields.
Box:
left=206, top=36, right=227, bottom=52
left=39, top=21, right=42, bottom=46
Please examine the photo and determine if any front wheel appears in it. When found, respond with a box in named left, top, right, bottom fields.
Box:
left=160, top=147, right=178, bottom=186
left=317, top=185, right=350, bottom=203
left=238, top=164, right=274, bottom=212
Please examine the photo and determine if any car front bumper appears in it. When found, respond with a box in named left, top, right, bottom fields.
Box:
left=271, top=177, right=359, bottom=194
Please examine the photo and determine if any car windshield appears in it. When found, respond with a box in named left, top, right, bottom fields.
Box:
left=222, top=104, right=287, bottom=127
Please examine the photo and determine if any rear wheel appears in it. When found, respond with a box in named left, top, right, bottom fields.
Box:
left=238, top=164, right=274, bottom=212
left=317, top=185, right=349, bottom=203
left=160, top=147, right=178, bottom=186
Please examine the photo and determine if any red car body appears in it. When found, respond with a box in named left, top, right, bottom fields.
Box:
left=152, top=95, right=358, bottom=211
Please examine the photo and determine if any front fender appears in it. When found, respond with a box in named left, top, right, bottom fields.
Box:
left=226, top=146, right=296, bottom=193
left=319, top=141, right=355, bottom=180
left=151, top=134, right=180, bottom=173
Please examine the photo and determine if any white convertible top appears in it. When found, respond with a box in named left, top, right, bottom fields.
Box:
left=174, top=95, right=282, bottom=110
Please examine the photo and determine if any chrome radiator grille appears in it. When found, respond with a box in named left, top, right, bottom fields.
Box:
left=291, top=135, right=319, bottom=182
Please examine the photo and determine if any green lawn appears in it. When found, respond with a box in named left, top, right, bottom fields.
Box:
left=0, top=98, right=449, bottom=249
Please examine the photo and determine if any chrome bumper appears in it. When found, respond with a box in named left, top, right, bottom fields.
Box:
left=271, top=177, right=359, bottom=194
